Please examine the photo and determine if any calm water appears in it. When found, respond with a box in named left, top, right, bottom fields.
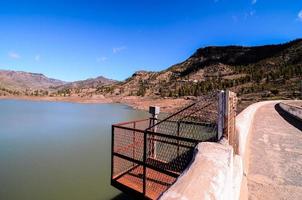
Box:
left=0, top=100, right=148, bottom=200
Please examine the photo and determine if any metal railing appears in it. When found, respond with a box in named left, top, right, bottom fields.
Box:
left=111, top=95, right=219, bottom=199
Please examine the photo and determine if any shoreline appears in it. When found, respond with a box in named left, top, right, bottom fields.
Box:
left=0, top=95, right=192, bottom=113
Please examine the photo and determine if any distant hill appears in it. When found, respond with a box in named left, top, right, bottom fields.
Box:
left=53, top=75, right=116, bottom=90
left=0, top=70, right=66, bottom=95
left=1, top=39, right=301, bottom=106
left=50, top=75, right=117, bottom=97
left=96, top=39, right=301, bottom=104
left=0, top=69, right=116, bottom=96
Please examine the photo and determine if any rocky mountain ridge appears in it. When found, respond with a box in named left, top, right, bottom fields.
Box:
left=0, top=70, right=66, bottom=95
left=1, top=39, right=301, bottom=104
left=99, top=39, right=301, bottom=101
left=0, top=70, right=115, bottom=96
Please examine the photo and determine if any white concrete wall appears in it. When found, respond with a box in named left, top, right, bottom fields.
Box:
left=235, top=101, right=280, bottom=200
left=235, top=101, right=279, bottom=158
left=279, top=102, right=302, bottom=120
left=160, top=101, right=281, bottom=200
left=160, top=142, right=235, bottom=200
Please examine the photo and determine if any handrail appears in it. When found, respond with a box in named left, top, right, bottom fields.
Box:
left=176, top=102, right=213, bottom=122
left=145, top=101, right=198, bottom=131
left=163, top=119, right=216, bottom=127
left=146, top=99, right=217, bottom=132
left=113, top=118, right=150, bottom=126
left=113, top=125, right=202, bottom=144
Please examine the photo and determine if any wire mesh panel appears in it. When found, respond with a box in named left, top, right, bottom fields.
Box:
left=114, top=128, right=144, bottom=160
left=147, top=92, right=219, bottom=142
left=113, top=156, right=144, bottom=193
left=146, top=132, right=196, bottom=174
left=145, top=168, right=176, bottom=199
left=111, top=120, right=150, bottom=198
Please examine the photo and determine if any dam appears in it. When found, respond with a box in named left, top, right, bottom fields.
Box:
left=111, top=92, right=302, bottom=200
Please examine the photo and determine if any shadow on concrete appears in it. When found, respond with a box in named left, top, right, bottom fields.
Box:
left=275, top=104, right=302, bottom=132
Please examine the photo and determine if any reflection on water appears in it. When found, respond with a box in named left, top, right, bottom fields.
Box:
left=0, top=100, right=148, bottom=200
left=110, top=193, right=133, bottom=200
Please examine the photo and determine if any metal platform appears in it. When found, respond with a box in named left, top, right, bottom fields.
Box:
left=111, top=95, right=219, bottom=199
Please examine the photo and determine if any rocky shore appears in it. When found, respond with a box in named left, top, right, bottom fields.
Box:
left=0, top=95, right=192, bottom=113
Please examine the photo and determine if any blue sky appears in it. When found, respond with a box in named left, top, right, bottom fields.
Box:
left=0, top=0, right=301, bottom=81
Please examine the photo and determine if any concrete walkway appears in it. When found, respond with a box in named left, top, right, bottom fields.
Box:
left=247, top=102, right=302, bottom=200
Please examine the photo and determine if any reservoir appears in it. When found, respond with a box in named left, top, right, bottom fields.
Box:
left=0, top=99, right=148, bottom=200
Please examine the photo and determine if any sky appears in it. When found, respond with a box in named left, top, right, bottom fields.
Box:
left=0, top=0, right=301, bottom=82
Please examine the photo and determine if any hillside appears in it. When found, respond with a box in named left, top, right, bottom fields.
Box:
left=95, top=39, right=302, bottom=106
left=0, top=39, right=301, bottom=112
left=0, top=70, right=66, bottom=96
left=0, top=70, right=117, bottom=97
left=52, top=76, right=117, bottom=97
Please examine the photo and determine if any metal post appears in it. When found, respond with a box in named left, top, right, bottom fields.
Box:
left=149, top=106, right=160, bottom=159
left=132, top=122, right=136, bottom=167
left=225, top=90, right=230, bottom=140
left=218, top=90, right=225, bottom=141
left=177, top=121, right=180, bottom=156
left=301, top=80, right=302, bottom=99
left=143, top=131, right=147, bottom=196
left=111, top=125, right=114, bottom=181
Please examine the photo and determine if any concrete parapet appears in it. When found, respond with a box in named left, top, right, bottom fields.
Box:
left=235, top=101, right=280, bottom=158
left=160, top=101, right=282, bottom=200
left=235, top=101, right=281, bottom=199
left=160, top=142, right=239, bottom=200
left=279, top=101, right=302, bottom=121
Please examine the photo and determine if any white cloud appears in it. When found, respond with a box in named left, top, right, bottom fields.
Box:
left=35, top=55, right=40, bottom=62
left=298, top=10, right=302, bottom=21
left=113, top=46, right=126, bottom=53
left=97, top=56, right=107, bottom=62
left=252, top=0, right=257, bottom=5
left=8, top=52, right=20, bottom=59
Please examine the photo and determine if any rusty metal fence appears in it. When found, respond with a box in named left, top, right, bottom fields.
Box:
left=111, top=94, right=219, bottom=199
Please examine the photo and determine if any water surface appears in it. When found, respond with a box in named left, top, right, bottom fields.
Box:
left=0, top=100, right=148, bottom=200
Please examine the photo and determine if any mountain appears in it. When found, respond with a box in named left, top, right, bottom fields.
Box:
left=0, top=69, right=116, bottom=96
left=0, top=70, right=66, bottom=94
left=50, top=75, right=117, bottom=97
left=1, top=39, right=301, bottom=106
left=97, top=39, right=301, bottom=103
left=53, top=75, right=116, bottom=90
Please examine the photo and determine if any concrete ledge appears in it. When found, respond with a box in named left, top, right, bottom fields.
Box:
left=159, top=101, right=281, bottom=200
left=160, top=142, right=234, bottom=200
left=235, top=101, right=279, bottom=158
left=279, top=101, right=302, bottom=121
left=235, top=100, right=280, bottom=200
left=233, top=155, right=243, bottom=200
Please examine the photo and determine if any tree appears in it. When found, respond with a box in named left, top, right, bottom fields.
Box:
left=271, top=89, right=279, bottom=96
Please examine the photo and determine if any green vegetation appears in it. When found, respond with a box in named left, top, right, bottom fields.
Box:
left=57, top=88, right=71, bottom=97
left=137, top=79, right=147, bottom=96
left=0, top=87, right=50, bottom=97
left=162, top=63, right=302, bottom=99
left=0, top=87, right=21, bottom=96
